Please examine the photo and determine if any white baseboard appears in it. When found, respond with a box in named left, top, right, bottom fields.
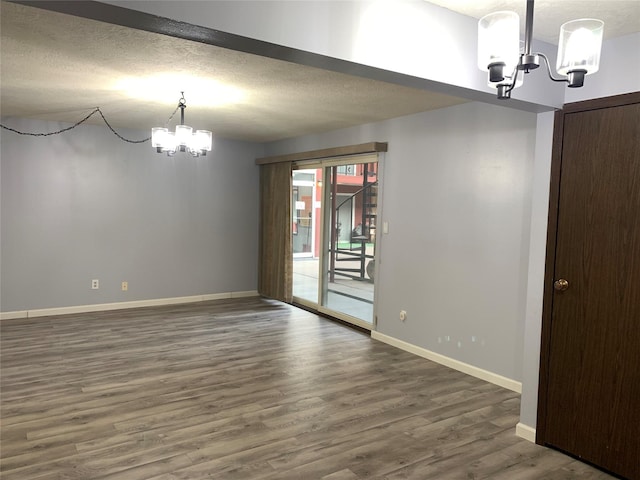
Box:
left=0, top=290, right=259, bottom=320
left=516, top=422, right=537, bottom=443
left=371, top=331, right=522, bottom=393
left=0, top=310, right=29, bottom=320
left=229, top=290, right=260, bottom=298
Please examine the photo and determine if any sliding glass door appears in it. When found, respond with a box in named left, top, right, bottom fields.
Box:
left=292, top=156, right=378, bottom=329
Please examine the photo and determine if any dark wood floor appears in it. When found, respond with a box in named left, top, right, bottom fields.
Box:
left=1, top=297, right=615, bottom=479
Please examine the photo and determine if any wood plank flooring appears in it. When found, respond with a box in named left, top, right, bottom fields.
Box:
left=1, top=297, right=616, bottom=479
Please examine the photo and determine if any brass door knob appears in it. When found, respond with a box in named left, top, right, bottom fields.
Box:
left=554, top=279, right=569, bottom=291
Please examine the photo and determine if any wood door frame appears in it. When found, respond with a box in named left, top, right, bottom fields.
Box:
left=536, top=91, right=640, bottom=445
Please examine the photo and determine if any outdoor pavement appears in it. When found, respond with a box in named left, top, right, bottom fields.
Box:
left=293, top=256, right=374, bottom=323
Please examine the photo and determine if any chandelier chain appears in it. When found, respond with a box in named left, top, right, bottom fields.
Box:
left=164, top=104, right=181, bottom=128
left=1, top=105, right=182, bottom=144
left=95, top=109, right=150, bottom=143
left=1, top=108, right=102, bottom=137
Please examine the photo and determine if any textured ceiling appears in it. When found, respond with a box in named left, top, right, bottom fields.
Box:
left=0, top=1, right=470, bottom=143
left=1, top=1, right=638, bottom=143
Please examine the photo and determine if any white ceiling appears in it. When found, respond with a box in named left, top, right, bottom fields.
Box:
left=1, top=1, right=638, bottom=143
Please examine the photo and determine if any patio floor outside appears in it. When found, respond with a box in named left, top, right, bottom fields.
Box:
left=293, top=253, right=375, bottom=323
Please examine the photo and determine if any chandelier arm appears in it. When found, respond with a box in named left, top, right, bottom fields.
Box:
left=503, top=65, right=521, bottom=96
left=537, top=53, right=569, bottom=83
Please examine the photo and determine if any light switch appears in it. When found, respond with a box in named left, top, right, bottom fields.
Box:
left=383, top=221, right=389, bottom=234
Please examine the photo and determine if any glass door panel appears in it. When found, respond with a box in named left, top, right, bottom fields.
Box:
left=321, top=161, right=377, bottom=324
left=292, top=169, right=322, bottom=304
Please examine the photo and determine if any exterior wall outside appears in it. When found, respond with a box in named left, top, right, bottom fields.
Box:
left=296, top=165, right=378, bottom=259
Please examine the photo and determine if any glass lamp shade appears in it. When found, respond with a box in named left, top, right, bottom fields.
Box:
left=194, top=130, right=212, bottom=153
left=151, top=127, right=168, bottom=149
left=164, top=131, right=177, bottom=155
left=175, top=124, right=193, bottom=148
left=478, top=11, right=520, bottom=74
left=184, top=130, right=212, bottom=156
left=556, top=19, right=604, bottom=76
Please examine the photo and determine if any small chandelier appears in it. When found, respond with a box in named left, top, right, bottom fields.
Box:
left=151, top=92, right=212, bottom=156
left=478, top=0, right=604, bottom=99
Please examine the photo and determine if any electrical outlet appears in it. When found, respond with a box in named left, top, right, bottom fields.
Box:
left=121, top=281, right=128, bottom=291
left=399, top=310, right=407, bottom=321
left=91, top=279, right=99, bottom=290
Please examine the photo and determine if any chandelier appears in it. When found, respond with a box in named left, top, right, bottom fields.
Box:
left=478, top=0, right=604, bottom=99
left=151, top=92, right=212, bottom=156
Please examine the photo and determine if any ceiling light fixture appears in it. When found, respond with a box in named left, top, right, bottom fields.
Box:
left=478, top=0, right=604, bottom=99
left=151, top=92, right=212, bottom=156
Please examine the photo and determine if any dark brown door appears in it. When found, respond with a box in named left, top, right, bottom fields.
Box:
left=539, top=96, right=640, bottom=479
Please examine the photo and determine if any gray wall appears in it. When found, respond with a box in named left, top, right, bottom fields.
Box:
left=1, top=118, right=262, bottom=312
left=266, top=101, right=537, bottom=382
left=519, top=111, right=554, bottom=427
